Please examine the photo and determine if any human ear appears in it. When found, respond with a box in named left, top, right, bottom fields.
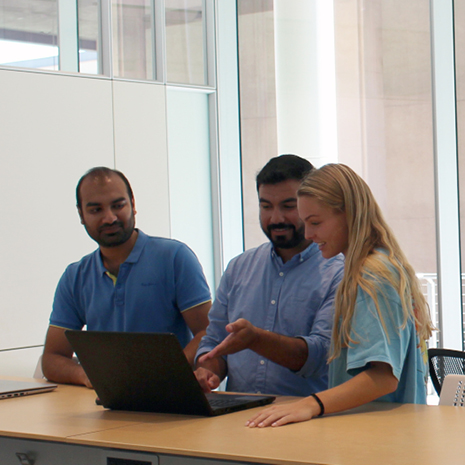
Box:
left=77, top=207, right=85, bottom=225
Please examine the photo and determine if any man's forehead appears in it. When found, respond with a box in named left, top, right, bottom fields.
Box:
left=258, top=179, right=300, bottom=201
left=80, top=174, right=129, bottom=201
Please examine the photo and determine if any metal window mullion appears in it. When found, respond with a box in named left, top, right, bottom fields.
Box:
left=100, top=0, right=113, bottom=77
left=204, top=0, right=215, bottom=87
left=214, top=0, right=243, bottom=275
left=154, top=0, right=166, bottom=82
left=58, top=0, right=79, bottom=72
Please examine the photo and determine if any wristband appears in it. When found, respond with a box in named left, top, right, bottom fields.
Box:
left=310, top=393, right=325, bottom=417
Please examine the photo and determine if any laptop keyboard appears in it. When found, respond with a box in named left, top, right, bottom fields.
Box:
left=206, top=393, right=259, bottom=408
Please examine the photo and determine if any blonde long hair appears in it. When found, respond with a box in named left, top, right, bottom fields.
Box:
left=298, top=164, right=434, bottom=360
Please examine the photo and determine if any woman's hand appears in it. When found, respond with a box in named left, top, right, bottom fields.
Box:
left=245, top=397, right=319, bottom=428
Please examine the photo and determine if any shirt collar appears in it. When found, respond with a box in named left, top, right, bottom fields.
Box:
left=270, top=241, right=319, bottom=266
left=95, top=229, right=147, bottom=275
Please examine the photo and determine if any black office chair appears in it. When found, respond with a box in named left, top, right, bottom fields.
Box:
left=428, top=348, right=465, bottom=395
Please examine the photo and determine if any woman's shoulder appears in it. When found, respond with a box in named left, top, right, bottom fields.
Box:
left=360, top=248, right=402, bottom=294
left=363, top=248, right=399, bottom=274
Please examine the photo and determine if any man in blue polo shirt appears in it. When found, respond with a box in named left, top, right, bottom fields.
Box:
left=42, top=167, right=211, bottom=387
left=194, top=155, right=344, bottom=396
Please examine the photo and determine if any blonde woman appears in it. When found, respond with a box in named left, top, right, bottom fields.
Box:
left=247, top=163, right=434, bottom=428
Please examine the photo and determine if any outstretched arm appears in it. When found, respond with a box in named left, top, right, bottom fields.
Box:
left=198, top=318, right=308, bottom=371
left=246, top=362, right=398, bottom=427
left=42, top=326, right=92, bottom=388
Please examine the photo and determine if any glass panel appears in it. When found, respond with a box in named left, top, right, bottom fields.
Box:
left=166, top=88, right=215, bottom=295
left=165, top=0, right=206, bottom=85
left=0, top=0, right=59, bottom=70
left=78, top=0, right=99, bottom=74
left=350, top=0, right=437, bottom=341
left=112, top=0, right=154, bottom=80
left=238, top=0, right=438, bottom=343
left=335, top=0, right=438, bottom=345
left=236, top=0, right=277, bottom=249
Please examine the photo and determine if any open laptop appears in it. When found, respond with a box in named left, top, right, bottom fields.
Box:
left=65, top=330, right=275, bottom=416
left=0, top=379, right=57, bottom=400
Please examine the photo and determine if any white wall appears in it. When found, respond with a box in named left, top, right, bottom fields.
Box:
left=0, top=69, right=171, bottom=376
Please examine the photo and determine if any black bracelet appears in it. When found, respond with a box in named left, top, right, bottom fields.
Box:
left=310, top=393, right=325, bottom=417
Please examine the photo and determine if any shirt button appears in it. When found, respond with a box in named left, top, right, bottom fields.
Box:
left=271, top=300, right=276, bottom=305
left=279, top=272, right=284, bottom=277
left=260, top=360, right=265, bottom=365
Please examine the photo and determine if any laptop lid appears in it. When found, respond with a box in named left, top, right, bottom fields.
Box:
left=65, top=331, right=275, bottom=416
left=0, top=379, right=57, bottom=400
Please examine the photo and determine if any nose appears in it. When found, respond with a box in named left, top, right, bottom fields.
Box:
left=305, top=224, right=315, bottom=241
left=270, top=208, right=285, bottom=224
left=102, top=207, right=118, bottom=225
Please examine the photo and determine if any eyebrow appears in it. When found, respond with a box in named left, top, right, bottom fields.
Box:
left=303, top=213, right=319, bottom=221
left=259, top=197, right=297, bottom=204
left=85, top=197, right=127, bottom=207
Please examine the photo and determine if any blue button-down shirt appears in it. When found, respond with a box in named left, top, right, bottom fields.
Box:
left=196, top=242, right=344, bottom=396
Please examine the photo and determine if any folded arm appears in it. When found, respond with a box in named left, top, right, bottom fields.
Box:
left=42, top=326, right=92, bottom=388
left=181, top=301, right=211, bottom=366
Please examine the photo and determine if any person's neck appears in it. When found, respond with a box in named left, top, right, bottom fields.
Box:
left=275, top=239, right=312, bottom=264
left=100, top=230, right=138, bottom=276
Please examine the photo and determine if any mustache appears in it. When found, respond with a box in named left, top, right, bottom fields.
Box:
left=98, top=221, right=124, bottom=233
left=267, top=223, right=295, bottom=232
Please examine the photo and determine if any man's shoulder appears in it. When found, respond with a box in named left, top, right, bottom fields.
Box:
left=58, top=248, right=101, bottom=286
left=65, top=248, right=99, bottom=271
left=139, top=231, right=189, bottom=251
left=227, top=242, right=271, bottom=266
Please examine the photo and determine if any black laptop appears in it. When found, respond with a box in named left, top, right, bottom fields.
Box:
left=65, top=331, right=275, bottom=416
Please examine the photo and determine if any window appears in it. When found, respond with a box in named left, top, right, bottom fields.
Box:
left=0, top=0, right=59, bottom=70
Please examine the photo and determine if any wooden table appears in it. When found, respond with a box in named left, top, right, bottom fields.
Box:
left=1, top=377, right=464, bottom=465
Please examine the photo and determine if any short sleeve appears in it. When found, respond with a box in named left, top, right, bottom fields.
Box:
left=346, top=284, right=411, bottom=381
left=49, top=267, right=86, bottom=330
left=173, top=243, right=211, bottom=312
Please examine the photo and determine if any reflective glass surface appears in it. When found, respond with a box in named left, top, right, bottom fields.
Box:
left=165, top=0, right=206, bottom=85
left=112, top=0, right=154, bottom=80
left=78, top=0, right=99, bottom=74
left=0, top=0, right=59, bottom=70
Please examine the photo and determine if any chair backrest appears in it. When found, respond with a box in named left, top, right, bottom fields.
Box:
left=439, top=374, right=465, bottom=406
left=428, top=348, right=465, bottom=395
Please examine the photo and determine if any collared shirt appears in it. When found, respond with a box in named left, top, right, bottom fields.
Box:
left=50, top=230, right=211, bottom=347
left=196, top=242, right=344, bottom=396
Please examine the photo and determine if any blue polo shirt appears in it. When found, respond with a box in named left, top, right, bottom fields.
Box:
left=50, top=230, right=211, bottom=347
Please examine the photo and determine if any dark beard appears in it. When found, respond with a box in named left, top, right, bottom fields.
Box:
left=87, top=220, right=135, bottom=248
left=264, top=223, right=306, bottom=250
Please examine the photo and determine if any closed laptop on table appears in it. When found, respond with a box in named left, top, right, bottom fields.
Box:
left=0, top=380, right=57, bottom=400
left=65, top=330, right=275, bottom=416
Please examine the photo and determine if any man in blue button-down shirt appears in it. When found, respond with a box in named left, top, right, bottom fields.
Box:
left=195, top=155, right=344, bottom=396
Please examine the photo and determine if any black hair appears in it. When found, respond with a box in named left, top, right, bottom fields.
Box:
left=76, top=167, right=134, bottom=209
left=256, top=154, right=314, bottom=191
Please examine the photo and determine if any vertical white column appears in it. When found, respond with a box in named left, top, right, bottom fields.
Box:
left=214, top=0, right=243, bottom=279
left=273, top=0, right=338, bottom=166
left=58, top=0, right=79, bottom=72
left=430, top=0, right=463, bottom=350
